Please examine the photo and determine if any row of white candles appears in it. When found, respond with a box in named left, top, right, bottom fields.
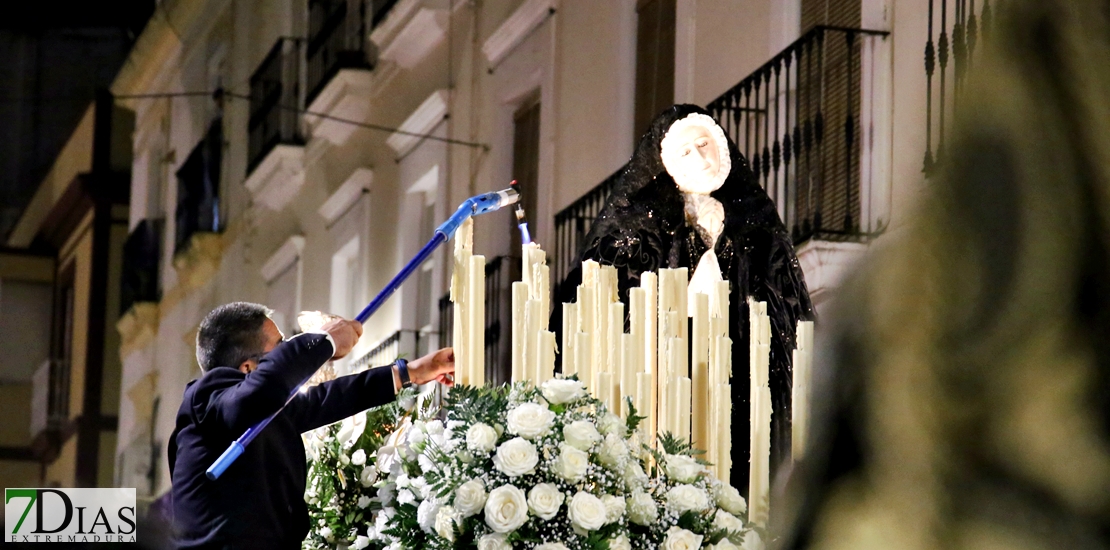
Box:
left=448, top=225, right=815, bottom=528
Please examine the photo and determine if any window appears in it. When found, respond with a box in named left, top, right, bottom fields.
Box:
left=634, top=0, right=676, bottom=138
left=330, top=236, right=362, bottom=320
left=511, top=99, right=541, bottom=251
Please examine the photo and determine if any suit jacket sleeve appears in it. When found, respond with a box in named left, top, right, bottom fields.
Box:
left=285, top=365, right=398, bottom=433
left=193, top=332, right=335, bottom=435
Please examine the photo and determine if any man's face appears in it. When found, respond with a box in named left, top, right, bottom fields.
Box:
left=240, top=318, right=285, bottom=373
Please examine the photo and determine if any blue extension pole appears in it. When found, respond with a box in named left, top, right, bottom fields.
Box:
left=206, top=187, right=520, bottom=480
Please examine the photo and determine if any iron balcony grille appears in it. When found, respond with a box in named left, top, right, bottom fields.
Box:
left=248, top=38, right=305, bottom=174
left=348, top=329, right=422, bottom=371
left=120, top=218, right=163, bottom=315
left=305, top=0, right=374, bottom=106
left=923, top=0, right=994, bottom=176
left=175, top=119, right=222, bottom=255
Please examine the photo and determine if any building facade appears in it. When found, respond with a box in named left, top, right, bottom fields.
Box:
left=104, top=0, right=979, bottom=502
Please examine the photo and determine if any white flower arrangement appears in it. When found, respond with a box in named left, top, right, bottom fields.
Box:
left=366, top=377, right=757, bottom=549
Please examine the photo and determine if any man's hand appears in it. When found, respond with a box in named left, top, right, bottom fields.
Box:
left=408, top=348, right=455, bottom=386
left=320, top=318, right=363, bottom=359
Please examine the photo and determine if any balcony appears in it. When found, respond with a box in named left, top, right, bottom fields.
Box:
left=437, top=255, right=512, bottom=384
left=369, top=0, right=454, bottom=71
left=245, top=38, right=307, bottom=211
left=175, top=120, right=222, bottom=256
left=120, top=218, right=163, bottom=316
left=348, top=329, right=423, bottom=371
left=554, top=26, right=890, bottom=304
left=304, top=0, right=380, bottom=146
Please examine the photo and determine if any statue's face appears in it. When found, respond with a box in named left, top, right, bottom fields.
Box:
left=663, top=124, right=722, bottom=194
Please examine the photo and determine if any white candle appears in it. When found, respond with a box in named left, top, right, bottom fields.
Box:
left=467, top=254, right=486, bottom=387
left=748, top=299, right=772, bottom=527
left=537, top=263, right=550, bottom=322
left=597, top=371, right=613, bottom=412
left=451, top=218, right=473, bottom=385
left=620, top=333, right=635, bottom=417
left=667, top=337, right=684, bottom=436
left=525, top=299, right=542, bottom=384
left=691, top=292, right=709, bottom=451
left=576, top=332, right=592, bottom=391
left=717, top=384, right=732, bottom=482
left=607, top=302, right=623, bottom=379
left=522, top=243, right=544, bottom=291
left=562, top=303, right=578, bottom=376
left=540, top=330, right=556, bottom=383
left=678, top=377, right=691, bottom=443
left=636, top=372, right=651, bottom=434
left=641, top=272, right=658, bottom=444
left=511, top=282, right=528, bottom=383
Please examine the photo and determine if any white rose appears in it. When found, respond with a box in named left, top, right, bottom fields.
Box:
left=597, top=413, right=624, bottom=436
left=484, top=485, right=529, bottom=533
left=527, top=483, right=565, bottom=520
left=601, top=495, right=626, bottom=524
left=665, top=454, right=704, bottom=483
left=351, top=448, right=367, bottom=466
left=505, top=402, right=556, bottom=439
left=713, top=509, right=745, bottom=533
left=553, top=444, right=590, bottom=482
left=492, top=437, right=539, bottom=477
left=609, top=534, right=632, bottom=550
left=663, top=526, right=704, bottom=550
left=426, top=420, right=444, bottom=435
left=535, top=544, right=570, bottom=550
left=351, top=535, right=370, bottom=550
left=541, top=378, right=587, bottom=404
left=567, top=491, right=608, bottom=532
left=357, top=495, right=371, bottom=509
left=417, top=499, right=441, bottom=533
left=563, top=420, right=602, bottom=450
left=478, top=533, right=512, bottom=550
left=598, top=433, right=630, bottom=468
left=320, top=526, right=334, bottom=541
left=454, top=478, right=487, bottom=518
left=715, top=484, right=748, bottom=516
left=435, top=505, right=456, bottom=541
left=359, top=465, right=378, bottom=487
left=666, top=484, right=710, bottom=514
left=467, top=423, right=498, bottom=453
left=627, top=490, right=658, bottom=525
left=623, top=461, right=648, bottom=489
left=741, top=530, right=764, bottom=550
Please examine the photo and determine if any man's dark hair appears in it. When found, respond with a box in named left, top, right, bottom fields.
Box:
left=195, top=302, right=274, bottom=372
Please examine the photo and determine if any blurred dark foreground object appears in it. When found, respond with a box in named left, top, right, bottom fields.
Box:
left=776, top=1, right=1110, bottom=549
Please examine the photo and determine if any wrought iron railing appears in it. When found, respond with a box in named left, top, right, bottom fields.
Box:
left=923, top=0, right=994, bottom=176
left=552, top=171, right=621, bottom=290
left=306, top=0, right=374, bottom=106
left=705, top=25, right=889, bottom=244
left=437, top=255, right=513, bottom=384
left=120, top=218, right=163, bottom=315
left=349, top=329, right=422, bottom=371
left=248, top=38, right=305, bottom=173
left=175, top=120, right=222, bottom=255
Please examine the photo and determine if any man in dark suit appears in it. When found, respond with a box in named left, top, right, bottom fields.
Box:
left=168, top=302, right=454, bottom=549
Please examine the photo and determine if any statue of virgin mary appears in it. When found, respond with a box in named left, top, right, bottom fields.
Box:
left=554, top=104, right=815, bottom=489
